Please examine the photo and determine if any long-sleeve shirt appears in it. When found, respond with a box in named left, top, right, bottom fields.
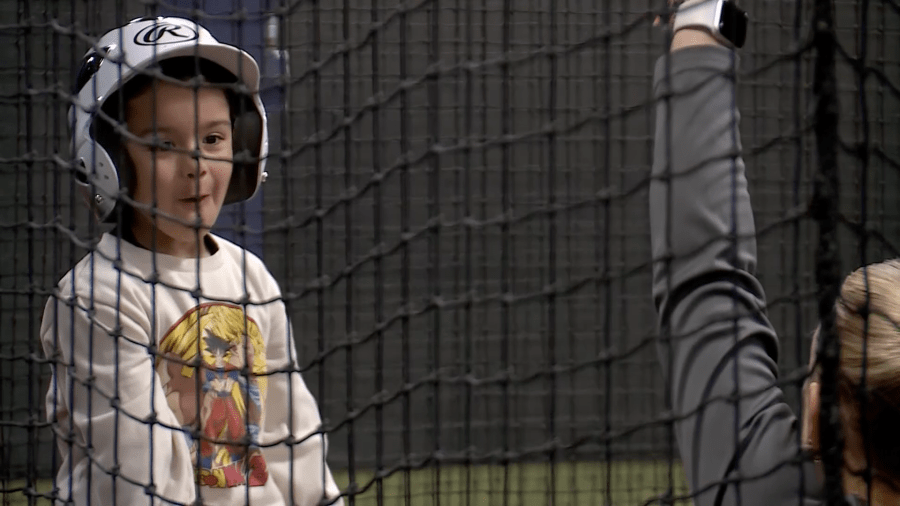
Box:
left=649, top=45, right=830, bottom=505
left=42, top=232, right=344, bottom=506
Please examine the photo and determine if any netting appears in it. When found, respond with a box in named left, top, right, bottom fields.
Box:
left=1, top=0, right=899, bottom=504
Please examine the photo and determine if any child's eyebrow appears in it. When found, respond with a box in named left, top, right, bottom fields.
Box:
left=128, top=126, right=171, bottom=139
left=131, top=120, right=231, bottom=138
left=200, top=119, right=232, bottom=130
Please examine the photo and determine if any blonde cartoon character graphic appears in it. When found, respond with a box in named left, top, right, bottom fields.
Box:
left=156, top=303, right=268, bottom=488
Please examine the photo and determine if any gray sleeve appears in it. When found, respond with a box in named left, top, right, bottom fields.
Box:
left=650, top=45, right=823, bottom=506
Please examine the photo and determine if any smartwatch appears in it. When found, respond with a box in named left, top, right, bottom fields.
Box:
left=673, top=0, right=748, bottom=49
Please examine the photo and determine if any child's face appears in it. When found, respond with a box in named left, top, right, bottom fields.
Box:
left=124, top=80, right=233, bottom=257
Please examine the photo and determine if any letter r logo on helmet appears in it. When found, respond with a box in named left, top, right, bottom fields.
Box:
left=133, top=23, right=199, bottom=46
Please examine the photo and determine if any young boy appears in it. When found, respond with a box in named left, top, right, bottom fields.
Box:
left=42, top=16, right=344, bottom=506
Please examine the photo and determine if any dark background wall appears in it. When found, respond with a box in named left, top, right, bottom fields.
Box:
left=0, top=0, right=898, bottom=482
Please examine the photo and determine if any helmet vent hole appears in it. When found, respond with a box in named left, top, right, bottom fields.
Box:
left=74, top=50, right=108, bottom=93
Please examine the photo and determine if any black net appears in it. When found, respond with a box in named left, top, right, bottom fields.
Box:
left=1, top=0, right=898, bottom=505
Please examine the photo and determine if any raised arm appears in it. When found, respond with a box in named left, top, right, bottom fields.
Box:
left=649, top=28, right=822, bottom=505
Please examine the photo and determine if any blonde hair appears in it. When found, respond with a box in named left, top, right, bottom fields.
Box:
left=831, top=259, right=900, bottom=479
left=158, top=303, right=267, bottom=384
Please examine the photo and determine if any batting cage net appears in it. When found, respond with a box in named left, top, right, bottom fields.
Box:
left=1, top=0, right=899, bottom=504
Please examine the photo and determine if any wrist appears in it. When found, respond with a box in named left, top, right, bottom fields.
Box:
left=671, top=27, right=724, bottom=52
left=670, top=0, right=748, bottom=50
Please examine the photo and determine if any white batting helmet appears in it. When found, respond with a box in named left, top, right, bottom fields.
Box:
left=70, top=16, right=268, bottom=221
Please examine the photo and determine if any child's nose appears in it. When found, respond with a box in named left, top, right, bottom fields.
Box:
left=180, top=145, right=208, bottom=179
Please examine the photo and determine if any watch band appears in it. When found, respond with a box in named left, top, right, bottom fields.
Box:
left=673, top=0, right=748, bottom=49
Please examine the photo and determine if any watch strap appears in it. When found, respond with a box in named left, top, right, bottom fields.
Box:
left=673, top=0, right=723, bottom=33
left=673, top=0, right=733, bottom=47
left=674, top=0, right=747, bottom=49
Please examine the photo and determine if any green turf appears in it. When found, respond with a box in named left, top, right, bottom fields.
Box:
left=2, top=461, right=688, bottom=505
left=333, top=461, right=689, bottom=506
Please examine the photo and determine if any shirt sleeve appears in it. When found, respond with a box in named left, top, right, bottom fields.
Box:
left=260, top=297, right=344, bottom=506
left=41, top=271, right=196, bottom=506
left=650, top=45, right=823, bottom=505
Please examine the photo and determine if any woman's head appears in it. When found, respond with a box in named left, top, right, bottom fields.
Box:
left=803, top=259, right=900, bottom=489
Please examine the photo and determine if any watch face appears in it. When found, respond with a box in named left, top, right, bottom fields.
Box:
left=719, top=1, right=749, bottom=48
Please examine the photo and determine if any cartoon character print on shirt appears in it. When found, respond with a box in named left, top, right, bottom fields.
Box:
left=156, top=303, right=269, bottom=488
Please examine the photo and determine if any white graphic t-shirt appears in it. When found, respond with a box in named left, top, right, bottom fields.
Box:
left=41, top=233, right=342, bottom=506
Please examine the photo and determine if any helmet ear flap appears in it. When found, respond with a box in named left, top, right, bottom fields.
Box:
left=227, top=97, right=263, bottom=205
left=73, top=141, right=120, bottom=220
left=87, top=102, right=139, bottom=222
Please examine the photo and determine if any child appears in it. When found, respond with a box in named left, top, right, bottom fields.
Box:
left=42, top=16, right=344, bottom=506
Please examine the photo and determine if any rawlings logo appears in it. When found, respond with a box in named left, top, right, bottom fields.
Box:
left=134, top=23, right=198, bottom=46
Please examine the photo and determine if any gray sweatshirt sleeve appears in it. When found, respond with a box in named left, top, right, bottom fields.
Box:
left=650, top=45, right=823, bottom=505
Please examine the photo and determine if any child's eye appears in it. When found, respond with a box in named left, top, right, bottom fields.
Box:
left=150, top=138, right=175, bottom=152
left=153, top=136, right=174, bottom=147
left=203, top=134, right=225, bottom=145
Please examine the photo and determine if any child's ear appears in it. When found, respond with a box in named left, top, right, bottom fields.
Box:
left=802, top=380, right=821, bottom=455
